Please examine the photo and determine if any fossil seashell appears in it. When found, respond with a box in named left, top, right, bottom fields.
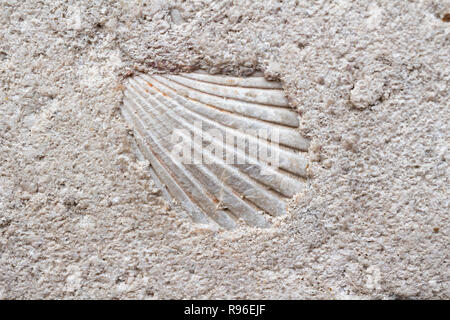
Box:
left=121, top=71, right=310, bottom=229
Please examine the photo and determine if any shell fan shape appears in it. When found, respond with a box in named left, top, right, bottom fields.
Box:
left=122, top=71, right=310, bottom=229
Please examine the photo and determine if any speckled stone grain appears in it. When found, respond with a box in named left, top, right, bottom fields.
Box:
left=0, top=0, right=448, bottom=299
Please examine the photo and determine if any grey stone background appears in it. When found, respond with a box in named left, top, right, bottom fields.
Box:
left=0, top=0, right=448, bottom=299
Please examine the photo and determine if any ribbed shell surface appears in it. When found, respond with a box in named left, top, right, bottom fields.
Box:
left=122, top=72, right=310, bottom=229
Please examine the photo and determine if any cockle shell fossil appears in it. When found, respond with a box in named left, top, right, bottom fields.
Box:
left=121, top=71, right=310, bottom=229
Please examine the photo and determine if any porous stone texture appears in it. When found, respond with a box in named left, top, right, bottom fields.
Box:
left=0, top=0, right=448, bottom=299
